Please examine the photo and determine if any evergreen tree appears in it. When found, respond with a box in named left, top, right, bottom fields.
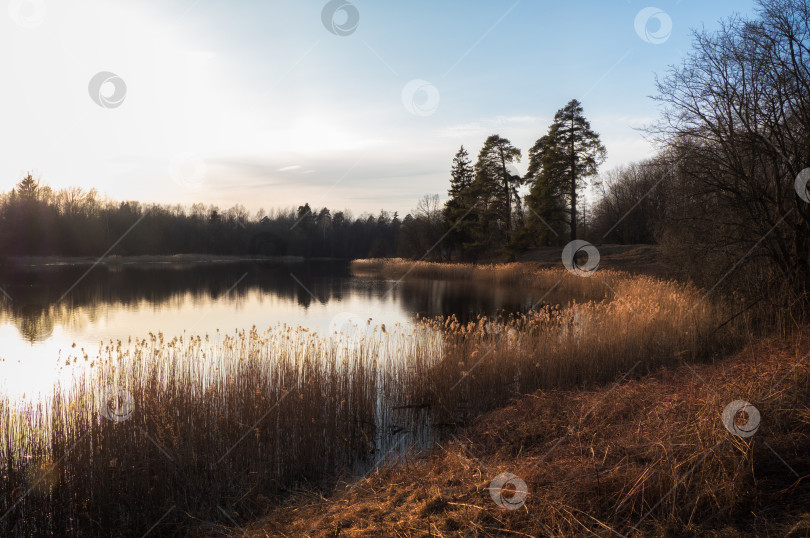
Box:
left=524, top=131, right=569, bottom=245
left=8, top=173, right=46, bottom=255
left=442, top=146, right=477, bottom=257
left=526, top=99, right=606, bottom=241
left=16, top=173, right=39, bottom=202
left=473, top=135, right=523, bottom=247
left=448, top=146, right=475, bottom=197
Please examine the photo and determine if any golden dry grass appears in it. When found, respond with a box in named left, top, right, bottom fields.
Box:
left=246, top=330, right=810, bottom=537
left=351, top=258, right=544, bottom=288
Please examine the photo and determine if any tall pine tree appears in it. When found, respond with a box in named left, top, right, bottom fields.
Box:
left=526, top=99, right=606, bottom=241
left=473, top=135, right=523, bottom=246
left=442, top=146, right=478, bottom=257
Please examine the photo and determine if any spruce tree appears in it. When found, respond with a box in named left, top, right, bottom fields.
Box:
left=442, top=146, right=477, bottom=257
left=16, top=173, right=39, bottom=202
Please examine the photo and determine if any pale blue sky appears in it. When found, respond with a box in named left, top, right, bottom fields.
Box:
left=0, top=0, right=756, bottom=214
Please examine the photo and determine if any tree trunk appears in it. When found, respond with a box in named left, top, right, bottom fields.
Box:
left=570, top=116, right=577, bottom=241
left=499, top=148, right=512, bottom=238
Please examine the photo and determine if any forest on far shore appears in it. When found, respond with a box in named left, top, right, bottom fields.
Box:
left=0, top=173, right=400, bottom=260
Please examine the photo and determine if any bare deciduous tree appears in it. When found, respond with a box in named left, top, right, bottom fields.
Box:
left=652, top=0, right=810, bottom=306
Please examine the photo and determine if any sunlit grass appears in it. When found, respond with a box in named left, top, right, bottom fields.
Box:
left=353, top=257, right=639, bottom=304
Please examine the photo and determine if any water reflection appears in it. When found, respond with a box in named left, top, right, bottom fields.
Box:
left=0, top=260, right=542, bottom=400
left=0, top=260, right=539, bottom=343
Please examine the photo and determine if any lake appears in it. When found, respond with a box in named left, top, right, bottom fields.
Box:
left=0, top=259, right=543, bottom=402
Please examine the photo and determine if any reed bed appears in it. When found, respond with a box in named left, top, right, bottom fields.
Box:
left=353, top=258, right=640, bottom=305
left=351, top=258, right=538, bottom=287
left=0, top=264, right=734, bottom=535
left=0, top=326, right=437, bottom=536
left=400, top=269, right=728, bottom=424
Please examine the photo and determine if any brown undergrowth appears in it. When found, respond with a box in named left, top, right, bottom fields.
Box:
left=245, top=330, right=810, bottom=537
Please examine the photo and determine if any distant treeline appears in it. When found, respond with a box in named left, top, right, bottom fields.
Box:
left=0, top=176, right=401, bottom=259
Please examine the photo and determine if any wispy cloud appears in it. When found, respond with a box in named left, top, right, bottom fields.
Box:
left=437, top=115, right=546, bottom=140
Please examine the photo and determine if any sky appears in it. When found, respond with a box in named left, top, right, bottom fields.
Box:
left=0, top=0, right=757, bottom=216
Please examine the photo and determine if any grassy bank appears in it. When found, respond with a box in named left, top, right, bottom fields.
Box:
left=352, top=257, right=693, bottom=306
left=0, top=261, right=738, bottom=535
left=249, top=330, right=810, bottom=536
left=352, top=247, right=672, bottom=281
left=351, top=258, right=542, bottom=286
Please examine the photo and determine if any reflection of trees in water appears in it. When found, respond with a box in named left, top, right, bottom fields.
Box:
left=396, top=279, right=539, bottom=323
left=0, top=261, right=540, bottom=342
left=16, top=304, right=55, bottom=343
left=0, top=282, right=54, bottom=343
left=0, top=261, right=354, bottom=342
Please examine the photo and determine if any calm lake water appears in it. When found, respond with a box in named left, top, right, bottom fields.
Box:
left=0, top=260, right=541, bottom=401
